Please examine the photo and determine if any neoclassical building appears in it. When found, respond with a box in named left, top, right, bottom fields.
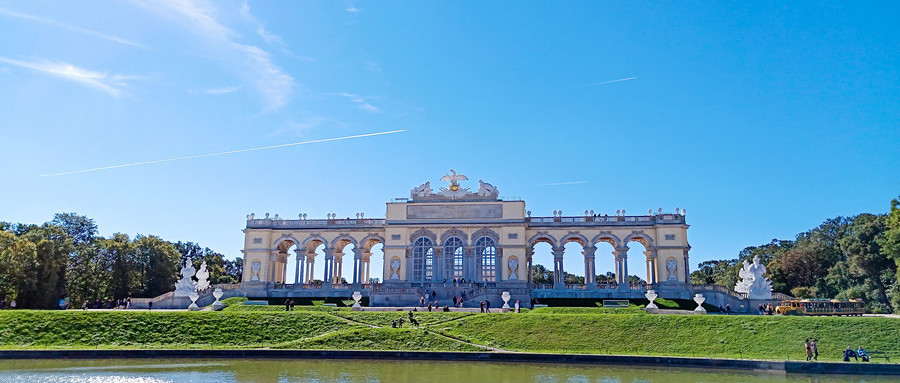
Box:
left=238, top=171, right=696, bottom=306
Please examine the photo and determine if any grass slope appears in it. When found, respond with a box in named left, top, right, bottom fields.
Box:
left=440, top=313, right=900, bottom=361
left=274, top=327, right=484, bottom=351
left=0, top=311, right=348, bottom=349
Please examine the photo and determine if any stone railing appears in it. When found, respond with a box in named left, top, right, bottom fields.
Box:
left=247, top=218, right=386, bottom=229
left=526, top=214, right=684, bottom=226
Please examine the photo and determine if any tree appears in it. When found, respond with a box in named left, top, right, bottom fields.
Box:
left=224, top=257, right=243, bottom=283
left=530, top=264, right=553, bottom=284
left=134, top=235, right=181, bottom=298
left=839, top=214, right=893, bottom=311
left=51, top=213, right=97, bottom=246
left=13, top=225, right=71, bottom=308
left=106, top=233, right=136, bottom=299
left=878, top=196, right=900, bottom=309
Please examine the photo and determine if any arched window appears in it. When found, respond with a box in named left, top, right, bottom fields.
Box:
left=476, top=237, right=496, bottom=282
left=443, top=237, right=464, bottom=280
left=412, top=237, right=434, bottom=282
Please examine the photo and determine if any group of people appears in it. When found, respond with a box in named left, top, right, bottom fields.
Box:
left=804, top=338, right=819, bottom=361
left=81, top=297, right=131, bottom=310
left=717, top=304, right=732, bottom=314
left=0, top=298, right=16, bottom=309
left=757, top=303, right=776, bottom=315
left=284, top=299, right=296, bottom=311
left=843, top=346, right=871, bottom=362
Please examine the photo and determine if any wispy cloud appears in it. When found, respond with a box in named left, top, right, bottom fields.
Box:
left=269, top=115, right=347, bottom=137
left=0, top=57, right=134, bottom=97
left=42, top=130, right=407, bottom=176
left=590, top=76, right=637, bottom=86
left=203, top=86, right=240, bottom=94
left=327, top=92, right=381, bottom=113
left=135, top=0, right=294, bottom=110
left=542, top=181, right=589, bottom=186
left=0, top=6, right=148, bottom=49
left=346, top=2, right=360, bottom=13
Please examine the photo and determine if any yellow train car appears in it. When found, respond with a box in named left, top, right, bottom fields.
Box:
left=775, top=299, right=865, bottom=316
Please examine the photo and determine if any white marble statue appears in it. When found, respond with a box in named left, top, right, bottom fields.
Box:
left=645, top=290, right=658, bottom=309
left=410, top=181, right=433, bottom=198
left=439, top=169, right=471, bottom=198
left=390, top=259, right=401, bottom=280
left=174, top=259, right=197, bottom=297
left=693, top=293, right=707, bottom=313
left=195, top=261, right=210, bottom=292
left=501, top=291, right=511, bottom=309
left=507, top=258, right=519, bottom=280
left=250, top=261, right=261, bottom=281
left=477, top=180, right=499, bottom=197
left=352, top=291, right=363, bottom=309
left=666, top=258, right=678, bottom=281
left=734, top=255, right=773, bottom=299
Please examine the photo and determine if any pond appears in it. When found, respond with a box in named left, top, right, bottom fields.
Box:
left=0, top=358, right=893, bottom=383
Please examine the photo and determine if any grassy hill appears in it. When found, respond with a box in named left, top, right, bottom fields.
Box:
left=0, top=306, right=897, bottom=362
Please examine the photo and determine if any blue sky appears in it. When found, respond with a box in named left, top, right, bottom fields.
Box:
left=1, top=1, right=898, bottom=282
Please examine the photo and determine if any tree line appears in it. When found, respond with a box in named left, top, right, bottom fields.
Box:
left=692, top=195, right=900, bottom=313
left=0, top=213, right=242, bottom=309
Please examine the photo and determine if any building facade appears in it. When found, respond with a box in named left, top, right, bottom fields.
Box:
left=239, top=172, right=694, bottom=306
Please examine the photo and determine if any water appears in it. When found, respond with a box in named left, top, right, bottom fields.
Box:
left=0, top=359, right=892, bottom=383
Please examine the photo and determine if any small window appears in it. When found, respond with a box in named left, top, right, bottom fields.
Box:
left=508, top=233, right=518, bottom=239
left=391, top=234, right=401, bottom=240
left=665, top=234, right=675, bottom=241
left=253, top=238, right=262, bottom=244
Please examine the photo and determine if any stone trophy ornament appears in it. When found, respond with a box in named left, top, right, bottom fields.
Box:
left=477, top=180, right=499, bottom=198
left=410, top=181, right=433, bottom=199
left=439, top=169, right=470, bottom=198
left=693, top=293, right=707, bottom=313
left=174, top=259, right=197, bottom=297
left=352, top=291, right=363, bottom=310
left=390, top=259, right=401, bottom=280
left=195, top=261, right=210, bottom=292
left=251, top=261, right=261, bottom=281
left=188, top=291, right=200, bottom=311
left=501, top=291, right=511, bottom=310
left=734, top=255, right=773, bottom=299
left=211, top=287, right=225, bottom=311
left=666, top=258, right=678, bottom=281
left=645, top=289, right=659, bottom=309
left=508, top=258, right=519, bottom=280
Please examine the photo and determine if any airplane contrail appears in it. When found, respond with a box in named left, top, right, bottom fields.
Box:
left=591, top=76, right=637, bottom=86
left=542, top=181, right=589, bottom=186
left=41, top=129, right=406, bottom=176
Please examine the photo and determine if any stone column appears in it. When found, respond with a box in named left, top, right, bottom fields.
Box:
left=463, top=246, right=475, bottom=282
left=362, top=251, right=371, bottom=284
left=405, top=248, right=414, bottom=282
left=552, top=246, right=565, bottom=288
left=496, top=247, right=504, bottom=282
left=582, top=245, right=597, bottom=289
left=323, top=249, right=336, bottom=286
left=683, top=248, right=691, bottom=282
left=352, top=248, right=363, bottom=286
left=645, top=249, right=658, bottom=284
left=433, top=246, right=444, bottom=283
left=474, top=246, right=483, bottom=282
left=305, top=252, right=315, bottom=284
left=615, top=246, right=629, bottom=288
left=525, top=247, right=534, bottom=284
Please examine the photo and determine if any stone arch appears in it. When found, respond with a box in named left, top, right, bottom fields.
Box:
left=331, top=235, right=358, bottom=252
left=440, top=228, right=468, bottom=245
left=273, top=236, right=301, bottom=251
left=471, top=228, right=500, bottom=243
left=409, top=228, right=437, bottom=245
left=528, top=233, right=558, bottom=248
left=591, top=233, right=622, bottom=248
left=302, top=235, right=328, bottom=252
left=623, top=232, right=655, bottom=249
left=359, top=234, right=385, bottom=251
left=560, top=232, right=590, bottom=247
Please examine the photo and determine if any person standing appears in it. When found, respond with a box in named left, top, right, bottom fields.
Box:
left=514, top=300, right=520, bottom=313
left=285, top=299, right=290, bottom=311
left=485, top=298, right=491, bottom=313
left=811, top=338, right=818, bottom=361
left=480, top=301, right=485, bottom=313
left=148, top=301, right=152, bottom=310
left=290, top=299, right=296, bottom=311
left=805, top=339, right=813, bottom=361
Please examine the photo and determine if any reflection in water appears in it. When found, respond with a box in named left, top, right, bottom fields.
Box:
left=0, top=359, right=892, bottom=383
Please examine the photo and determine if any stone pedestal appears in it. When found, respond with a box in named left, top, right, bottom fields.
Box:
left=693, top=293, right=707, bottom=313
left=645, top=289, right=658, bottom=309
left=188, top=292, right=200, bottom=311
left=351, top=291, right=363, bottom=311
left=211, top=288, right=224, bottom=311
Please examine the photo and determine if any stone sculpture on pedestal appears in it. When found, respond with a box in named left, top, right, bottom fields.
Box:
left=352, top=291, right=363, bottom=310
left=195, top=261, right=210, bottom=292
left=174, top=260, right=197, bottom=297
left=501, top=291, right=511, bottom=310
left=211, top=288, right=225, bottom=311
left=734, top=255, right=773, bottom=299
left=188, top=291, right=200, bottom=311
left=507, top=258, right=519, bottom=280
left=390, top=259, right=401, bottom=280
left=693, top=293, right=707, bottom=313
left=645, top=289, right=658, bottom=309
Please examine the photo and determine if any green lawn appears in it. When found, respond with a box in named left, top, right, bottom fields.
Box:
left=0, top=309, right=897, bottom=362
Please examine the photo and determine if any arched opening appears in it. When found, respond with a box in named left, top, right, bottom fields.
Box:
left=593, top=239, right=618, bottom=288
left=562, top=241, right=586, bottom=286
left=412, top=237, right=434, bottom=282
left=529, top=238, right=555, bottom=286
left=443, top=237, right=464, bottom=281
left=304, top=239, right=326, bottom=284
left=475, top=237, right=497, bottom=282
left=626, top=241, right=648, bottom=287
left=275, top=239, right=298, bottom=284
left=367, top=243, right=384, bottom=285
